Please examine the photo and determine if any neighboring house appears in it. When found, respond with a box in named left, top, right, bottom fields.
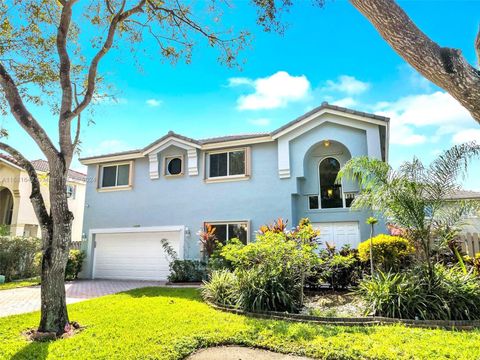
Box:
left=0, top=155, right=86, bottom=241
left=79, top=102, right=390, bottom=281
left=447, top=190, right=480, bottom=234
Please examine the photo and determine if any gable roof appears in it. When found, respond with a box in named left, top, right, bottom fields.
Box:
left=80, top=102, right=390, bottom=163
left=446, top=190, right=480, bottom=200
left=271, top=102, right=389, bottom=137
left=0, top=154, right=86, bottom=182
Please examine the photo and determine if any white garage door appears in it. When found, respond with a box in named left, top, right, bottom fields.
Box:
left=313, top=222, right=360, bottom=249
left=93, top=228, right=183, bottom=281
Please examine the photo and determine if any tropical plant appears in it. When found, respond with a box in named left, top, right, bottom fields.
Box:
left=65, top=250, right=85, bottom=280
left=365, top=217, right=378, bottom=274
left=338, top=142, right=480, bottom=279
left=198, top=224, right=218, bottom=260
left=209, top=219, right=319, bottom=312
left=307, top=245, right=362, bottom=290
left=0, top=236, right=41, bottom=282
left=168, top=260, right=206, bottom=283
left=201, top=269, right=238, bottom=307
left=358, top=234, right=415, bottom=272
left=358, top=264, right=480, bottom=320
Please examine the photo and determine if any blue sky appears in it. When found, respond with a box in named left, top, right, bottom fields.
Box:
left=2, top=0, right=480, bottom=189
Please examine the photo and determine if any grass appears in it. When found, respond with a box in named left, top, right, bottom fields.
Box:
left=0, top=278, right=40, bottom=291
left=1, top=287, right=479, bottom=360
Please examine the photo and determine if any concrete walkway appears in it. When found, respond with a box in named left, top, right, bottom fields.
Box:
left=0, top=280, right=166, bottom=317
left=187, top=347, right=313, bottom=360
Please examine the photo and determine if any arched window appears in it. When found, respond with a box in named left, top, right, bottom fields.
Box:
left=0, top=188, right=14, bottom=225
left=319, top=157, right=343, bottom=208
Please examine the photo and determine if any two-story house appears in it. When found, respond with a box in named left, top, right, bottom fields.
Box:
left=0, top=155, right=86, bottom=241
left=79, top=102, right=389, bottom=280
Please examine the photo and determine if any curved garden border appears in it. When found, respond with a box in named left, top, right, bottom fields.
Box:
left=208, top=303, right=480, bottom=330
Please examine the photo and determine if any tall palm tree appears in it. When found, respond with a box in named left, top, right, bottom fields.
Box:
left=338, top=142, right=480, bottom=278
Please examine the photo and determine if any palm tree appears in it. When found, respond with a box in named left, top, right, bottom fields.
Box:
left=338, top=142, right=480, bottom=279
left=366, top=216, right=378, bottom=275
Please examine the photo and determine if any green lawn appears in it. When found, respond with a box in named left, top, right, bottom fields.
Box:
left=1, top=287, right=479, bottom=360
left=0, top=278, right=40, bottom=291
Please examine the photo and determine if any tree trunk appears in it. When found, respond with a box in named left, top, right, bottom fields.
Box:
left=38, top=156, right=73, bottom=335
left=349, top=0, right=480, bottom=125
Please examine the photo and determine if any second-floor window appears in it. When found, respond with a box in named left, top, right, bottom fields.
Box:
left=100, top=163, right=131, bottom=189
left=208, top=148, right=247, bottom=179
left=66, top=184, right=76, bottom=199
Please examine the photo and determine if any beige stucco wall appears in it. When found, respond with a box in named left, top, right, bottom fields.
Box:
left=0, top=160, right=86, bottom=242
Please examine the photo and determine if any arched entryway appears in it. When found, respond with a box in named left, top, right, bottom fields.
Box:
left=0, top=187, right=14, bottom=226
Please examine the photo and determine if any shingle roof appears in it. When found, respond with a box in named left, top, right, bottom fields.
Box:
left=0, top=154, right=86, bottom=182
left=446, top=190, right=480, bottom=200
left=80, top=102, right=390, bottom=162
left=271, top=102, right=389, bottom=136
left=0, top=153, right=19, bottom=166
left=30, top=160, right=87, bottom=182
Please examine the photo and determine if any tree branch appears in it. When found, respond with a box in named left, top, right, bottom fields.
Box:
left=0, top=63, right=58, bottom=157
left=72, top=0, right=145, bottom=118
left=349, top=0, right=480, bottom=124
left=475, top=25, right=480, bottom=68
left=57, top=0, right=78, bottom=157
left=0, top=143, right=51, bottom=229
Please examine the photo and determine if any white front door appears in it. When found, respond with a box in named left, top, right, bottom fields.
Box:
left=93, top=228, right=183, bottom=281
left=313, top=222, right=361, bottom=249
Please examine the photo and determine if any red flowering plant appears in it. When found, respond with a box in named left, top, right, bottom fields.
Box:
left=198, top=224, right=218, bottom=260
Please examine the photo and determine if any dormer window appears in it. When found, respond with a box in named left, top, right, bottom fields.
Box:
left=164, top=156, right=183, bottom=176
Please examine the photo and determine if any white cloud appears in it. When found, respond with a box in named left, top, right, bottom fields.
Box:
left=325, top=75, right=370, bottom=95
left=452, top=129, right=480, bottom=144
left=374, top=91, right=474, bottom=146
left=248, top=118, right=271, bottom=126
left=332, top=97, right=357, bottom=108
left=227, top=77, right=253, bottom=87
left=230, top=71, right=311, bottom=110
left=146, top=99, right=163, bottom=107
left=85, top=139, right=129, bottom=156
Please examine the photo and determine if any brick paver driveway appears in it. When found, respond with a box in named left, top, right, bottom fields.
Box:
left=0, top=280, right=166, bottom=317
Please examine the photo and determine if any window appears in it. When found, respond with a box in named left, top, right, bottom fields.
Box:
left=100, top=163, right=131, bottom=188
left=164, top=156, right=183, bottom=176
left=319, top=157, right=343, bottom=209
left=207, top=221, right=248, bottom=244
left=66, top=184, right=76, bottom=199
left=208, top=149, right=247, bottom=179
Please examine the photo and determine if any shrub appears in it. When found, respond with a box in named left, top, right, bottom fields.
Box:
left=65, top=250, right=86, bottom=280
left=0, top=236, right=40, bottom=281
left=201, top=269, right=237, bottom=306
left=358, top=264, right=480, bottom=320
left=168, top=260, right=206, bottom=282
left=206, top=219, right=319, bottom=313
left=358, top=234, right=414, bottom=272
left=307, top=245, right=362, bottom=290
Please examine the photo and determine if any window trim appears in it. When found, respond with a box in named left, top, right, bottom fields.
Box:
left=317, top=156, right=346, bottom=209
left=97, top=161, right=134, bottom=191
left=204, top=220, right=250, bottom=244
left=205, top=147, right=251, bottom=183
left=164, top=154, right=184, bottom=177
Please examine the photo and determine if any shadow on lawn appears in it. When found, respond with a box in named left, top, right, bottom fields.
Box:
left=122, top=286, right=204, bottom=301
left=11, top=341, right=49, bottom=360
left=245, top=317, right=375, bottom=341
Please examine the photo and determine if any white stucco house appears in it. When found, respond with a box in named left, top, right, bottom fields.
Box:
left=0, top=155, right=86, bottom=242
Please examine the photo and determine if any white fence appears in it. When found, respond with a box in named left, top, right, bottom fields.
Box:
left=460, top=233, right=480, bottom=256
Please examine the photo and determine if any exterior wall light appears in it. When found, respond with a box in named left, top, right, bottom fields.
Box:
left=324, top=140, right=330, bottom=147
left=327, top=188, right=334, bottom=197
